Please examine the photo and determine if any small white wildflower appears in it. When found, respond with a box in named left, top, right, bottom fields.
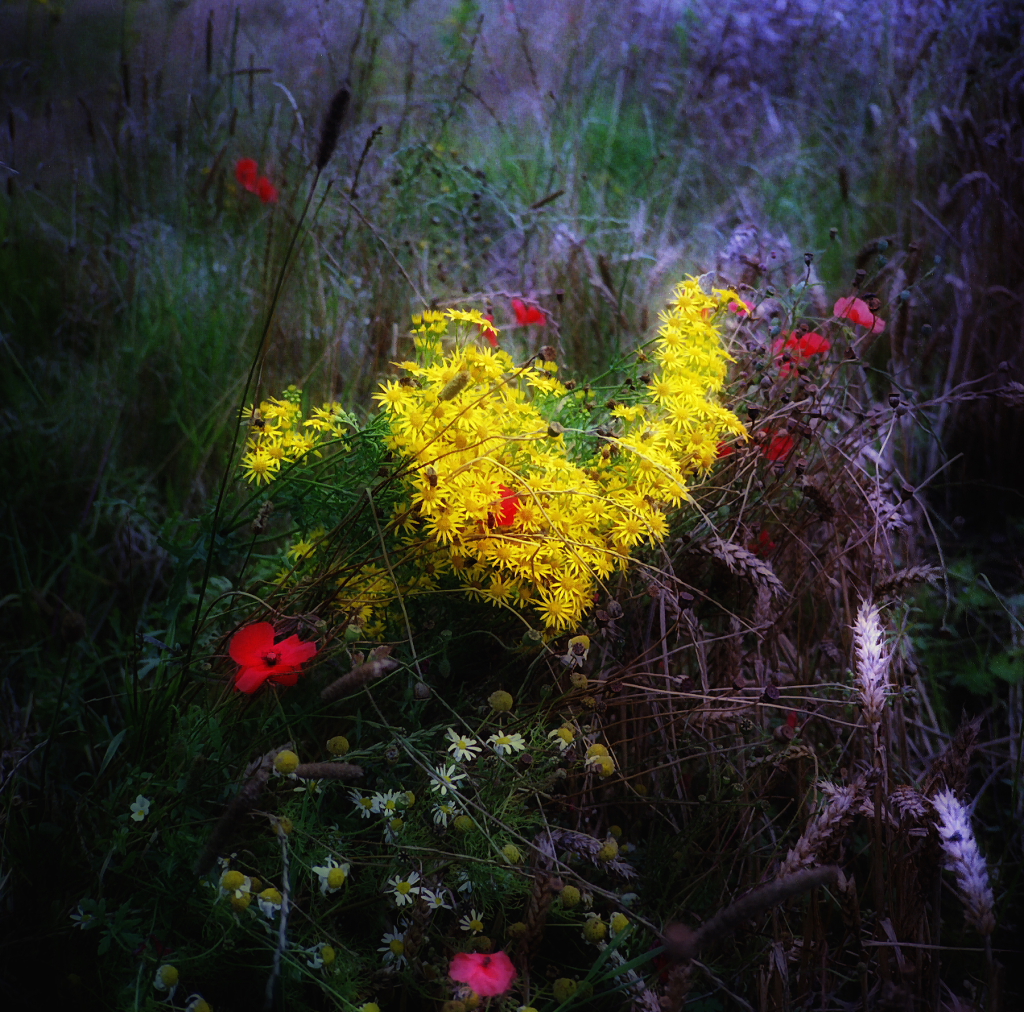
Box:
left=432, top=802, right=458, bottom=827
left=428, top=763, right=468, bottom=796
left=421, top=887, right=452, bottom=911
left=312, top=855, right=351, bottom=895
left=378, top=928, right=408, bottom=967
left=257, top=887, right=283, bottom=918
left=350, top=789, right=376, bottom=818
left=153, top=964, right=179, bottom=998
left=454, top=869, right=473, bottom=894
left=371, top=790, right=404, bottom=817
left=487, top=731, right=526, bottom=756
left=70, top=904, right=96, bottom=929
left=293, top=778, right=323, bottom=795
left=130, top=795, right=151, bottom=822
left=459, top=909, right=485, bottom=934
left=445, top=727, right=482, bottom=762
left=387, top=870, right=421, bottom=906
left=548, top=726, right=574, bottom=751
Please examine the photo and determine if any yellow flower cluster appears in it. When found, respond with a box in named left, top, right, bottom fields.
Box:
left=240, top=386, right=355, bottom=485
left=360, top=288, right=745, bottom=631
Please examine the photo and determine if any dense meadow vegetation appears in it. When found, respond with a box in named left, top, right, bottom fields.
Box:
left=2, top=1, right=1023, bottom=1010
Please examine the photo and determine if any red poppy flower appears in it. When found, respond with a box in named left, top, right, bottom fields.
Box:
left=235, top=158, right=259, bottom=193
left=256, top=176, right=279, bottom=204
left=493, top=484, right=520, bottom=526
left=511, top=298, right=546, bottom=326
left=716, top=441, right=735, bottom=458
left=771, top=330, right=831, bottom=377
left=229, top=622, right=317, bottom=694
left=764, top=432, right=795, bottom=462
left=748, top=528, right=777, bottom=556
left=786, top=709, right=799, bottom=729
left=478, top=313, right=498, bottom=348
left=728, top=298, right=753, bottom=317
left=834, top=296, right=885, bottom=334
left=449, top=951, right=517, bottom=996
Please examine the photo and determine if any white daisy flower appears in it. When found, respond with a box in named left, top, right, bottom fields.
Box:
left=487, top=731, right=526, bottom=755
left=378, top=928, right=408, bottom=967
left=312, top=855, right=351, bottom=895
left=548, top=726, right=574, bottom=751
left=432, top=801, right=458, bottom=827
left=70, top=904, right=97, bottom=929
left=386, top=870, right=421, bottom=906
left=459, top=909, right=485, bottom=934
left=350, top=789, right=376, bottom=818
left=421, top=887, right=452, bottom=911
left=428, top=763, right=468, bottom=796
left=445, top=727, right=482, bottom=762
left=371, top=790, right=404, bottom=817
left=153, top=964, right=178, bottom=998
left=257, top=887, right=283, bottom=918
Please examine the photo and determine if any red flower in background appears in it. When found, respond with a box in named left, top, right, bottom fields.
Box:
left=235, top=158, right=279, bottom=204
left=235, top=158, right=259, bottom=193
left=229, top=622, right=317, bottom=694
left=728, top=298, right=754, bottom=317
left=493, top=484, right=520, bottom=526
left=764, top=432, right=796, bottom=463
left=748, top=528, right=777, bottom=556
left=511, top=299, right=546, bottom=326
left=449, top=951, right=517, bottom=996
left=772, top=330, right=831, bottom=377
left=479, top=313, right=498, bottom=348
left=256, top=176, right=279, bottom=204
left=834, top=296, right=885, bottom=334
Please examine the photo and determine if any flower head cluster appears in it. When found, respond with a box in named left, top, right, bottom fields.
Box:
left=367, top=287, right=744, bottom=630
left=239, top=386, right=355, bottom=486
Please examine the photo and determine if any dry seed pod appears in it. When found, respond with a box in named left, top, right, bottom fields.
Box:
left=321, top=646, right=399, bottom=702
left=699, top=537, right=787, bottom=598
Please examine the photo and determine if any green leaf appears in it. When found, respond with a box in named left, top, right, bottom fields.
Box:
left=97, top=729, right=127, bottom=779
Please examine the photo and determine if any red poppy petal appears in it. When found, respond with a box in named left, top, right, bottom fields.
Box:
left=274, top=634, right=318, bottom=666
left=234, top=665, right=269, bottom=694
left=524, top=305, right=545, bottom=325
left=511, top=298, right=529, bottom=325
left=268, top=669, right=300, bottom=687
left=235, top=158, right=258, bottom=191
left=257, top=177, right=279, bottom=203
left=230, top=622, right=276, bottom=665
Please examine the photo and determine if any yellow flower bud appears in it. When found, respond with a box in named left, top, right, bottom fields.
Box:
left=559, top=885, right=581, bottom=909
left=274, top=750, right=300, bottom=774
left=273, top=816, right=294, bottom=836
left=220, top=870, right=245, bottom=892
left=583, top=915, right=607, bottom=942
left=585, top=743, right=609, bottom=758
left=609, top=824, right=623, bottom=838
left=501, top=844, right=522, bottom=864
left=590, top=755, right=615, bottom=778
left=597, top=839, right=619, bottom=862
left=453, top=815, right=474, bottom=832
left=553, top=979, right=577, bottom=1002
left=463, top=992, right=481, bottom=1011
left=321, top=945, right=336, bottom=966
left=156, top=964, right=178, bottom=987
left=327, top=736, right=350, bottom=756
left=230, top=892, right=252, bottom=912
left=488, top=690, right=513, bottom=711
left=327, top=867, right=347, bottom=889
left=610, top=912, right=630, bottom=934
left=507, top=921, right=527, bottom=938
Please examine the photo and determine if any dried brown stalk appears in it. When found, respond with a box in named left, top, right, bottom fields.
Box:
left=194, top=744, right=291, bottom=876
left=662, top=866, right=840, bottom=961
left=320, top=646, right=399, bottom=702
left=292, top=762, right=363, bottom=780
